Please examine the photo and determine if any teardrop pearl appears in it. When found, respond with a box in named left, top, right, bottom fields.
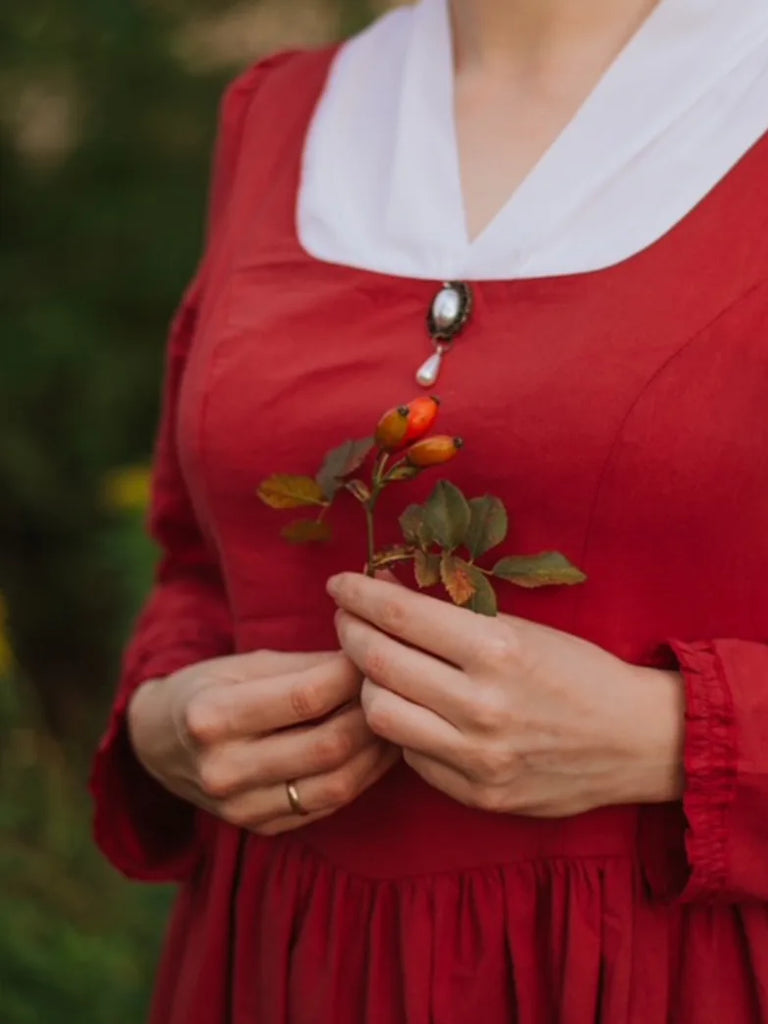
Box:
left=416, top=351, right=443, bottom=387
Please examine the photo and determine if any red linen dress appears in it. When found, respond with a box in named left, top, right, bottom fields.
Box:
left=91, top=46, right=768, bottom=1023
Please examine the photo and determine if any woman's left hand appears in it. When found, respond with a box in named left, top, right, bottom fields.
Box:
left=327, top=572, right=685, bottom=818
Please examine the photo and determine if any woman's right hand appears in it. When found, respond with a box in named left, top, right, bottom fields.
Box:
left=127, top=650, right=399, bottom=836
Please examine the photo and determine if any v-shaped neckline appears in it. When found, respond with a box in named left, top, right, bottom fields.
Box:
left=386, top=0, right=768, bottom=272
left=437, top=0, right=669, bottom=248
left=296, top=0, right=768, bottom=280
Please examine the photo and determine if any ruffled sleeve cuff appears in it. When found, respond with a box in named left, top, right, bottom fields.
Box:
left=641, top=637, right=768, bottom=904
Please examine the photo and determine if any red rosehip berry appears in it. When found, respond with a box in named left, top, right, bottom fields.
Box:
left=374, top=405, right=411, bottom=451
left=405, top=435, right=464, bottom=467
left=401, top=396, right=441, bottom=444
left=375, top=396, right=441, bottom=452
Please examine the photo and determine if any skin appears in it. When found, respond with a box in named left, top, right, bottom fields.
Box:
left=128, top=0, right=684, bottom=831
left=329, top=573, right=684, bottom=817
left=128, top=650, right=398, bottom=835
left=451, top=0, right=661, bottom=239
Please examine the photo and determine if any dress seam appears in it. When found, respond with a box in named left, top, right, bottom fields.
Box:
left=577, top=273, right=768, bottom=573
left=274, top=833, right=638, bottom=885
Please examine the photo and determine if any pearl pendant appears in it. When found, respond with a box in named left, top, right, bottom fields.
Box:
left=426, top=281, right=473, bottom=342
left=416, top=350, right=443, bottom=387
left=417, top=281, right=473, bottom=387
left=432, top=288, right=461, bottom=331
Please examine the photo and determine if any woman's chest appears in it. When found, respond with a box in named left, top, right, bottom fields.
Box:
left=177, top=225, right=768, bottom=652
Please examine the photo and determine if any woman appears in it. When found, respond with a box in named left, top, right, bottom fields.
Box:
left=91, top=0, right=768, bottom=1020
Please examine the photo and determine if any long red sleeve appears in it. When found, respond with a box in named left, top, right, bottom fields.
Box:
left=671, top=637, right=768, bottom=902
left=640, top=637, right=768, bottom=904
left=89, top=58, right=289, bottom=882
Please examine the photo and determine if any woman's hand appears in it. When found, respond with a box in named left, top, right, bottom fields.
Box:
left=127, top=649, right=399, bottom=836
left=328, top=573, right=685, bottom=818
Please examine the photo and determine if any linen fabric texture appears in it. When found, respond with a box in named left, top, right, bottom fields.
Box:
left=91, top=46, right=768, bottom=1024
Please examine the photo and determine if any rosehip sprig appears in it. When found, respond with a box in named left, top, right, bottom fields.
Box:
left=257, top=398, right=586, bottom=615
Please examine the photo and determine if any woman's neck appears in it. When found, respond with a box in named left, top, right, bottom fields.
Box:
left=449, top=0, right=661, bottom=75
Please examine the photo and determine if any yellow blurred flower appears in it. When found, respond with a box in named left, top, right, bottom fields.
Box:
left=0, top=593, right=14, bottom=676
left=102, top=465, right=152, bottom=512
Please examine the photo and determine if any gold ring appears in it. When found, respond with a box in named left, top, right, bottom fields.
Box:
left=286, top=780, right=308, bottom=816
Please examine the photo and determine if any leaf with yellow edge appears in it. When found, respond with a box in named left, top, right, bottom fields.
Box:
left=414, top=550, right=440, bottom=588
left=440, top=554, right=477, bottom=606
left=492, top=552, right=587, bottom=588
left=281, top=519, right=333, bottom=544
left=257, top=474, right=328, bottom=510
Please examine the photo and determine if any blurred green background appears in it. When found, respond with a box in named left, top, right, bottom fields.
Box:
left=0, top=1, right=379, bottom=1020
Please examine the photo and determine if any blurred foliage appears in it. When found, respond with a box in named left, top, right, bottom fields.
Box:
left=1, top=0, right=237, bottom=741
left=0, top=0, right=375, bottom=1020
left=0, top=0, right=375, bottom=736
left=0, top=659, right=174, bottom=1023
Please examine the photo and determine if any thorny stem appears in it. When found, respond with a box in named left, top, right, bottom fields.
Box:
left=363, top=449, right=391, bottom=575
left=372, top=450, right=389, bottom=487
left=364, top=500, right=377, bottom=576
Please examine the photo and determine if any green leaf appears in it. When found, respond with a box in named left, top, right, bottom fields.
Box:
left=467, top=572, right=499, bottom=616
left=257, top=474, right=328, bottom=509
left=438, top=556, right=499, bottom=615
left=464, top=495, right=508, bottom=559
left=385, top=463, right=422, bottom=482
left=316, top=437, right=374, bottom=499
left=399, top=503, right=434, bottom=549
left=423, top=480, right=471, bottom=551
left=280, top=519, right=333, bottom=544
left=492, top=552, right=587, bottom=588
left=414, top=550, right=440, bottom=588
left=439, top=554, right=476, bottom=605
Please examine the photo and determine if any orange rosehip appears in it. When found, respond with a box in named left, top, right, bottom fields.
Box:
left=374, top=396, right=440, bottom=451
left=405, top=435, right=464, bottom=467
left=402, top=396, right=440, bottom=444
left=374, top=405, right=410, bottom=451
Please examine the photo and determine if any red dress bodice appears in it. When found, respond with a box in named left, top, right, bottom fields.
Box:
left=93, top=47, right=768, bottom=1024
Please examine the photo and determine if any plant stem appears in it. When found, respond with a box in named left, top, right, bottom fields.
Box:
left=364, top=498, right=377, bottom=576
left=372, top=451, right=389, bottom=487
left=369, top=550, right=415, bottom=572
left=363, top=449, right=390, bottom=575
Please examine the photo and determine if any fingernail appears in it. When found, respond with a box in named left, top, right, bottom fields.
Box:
left=326, top=574, right=343, bottom=597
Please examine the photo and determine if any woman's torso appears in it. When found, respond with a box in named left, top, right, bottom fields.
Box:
left=153, top=38, right=768, bottom=1024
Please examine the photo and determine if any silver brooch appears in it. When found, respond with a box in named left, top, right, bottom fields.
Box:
left=416, top=281, right=474, bottom=387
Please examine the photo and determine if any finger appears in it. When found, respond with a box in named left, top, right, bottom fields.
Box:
left=196, top=704, right=375, bottom=796
left=253, top=746, right=401, bottom=836
left=217, top=741, right=399, bottom=831
left=327, top=573, right=498, bottom=668
left=186, top=653, right=362, bottom=743
left=360, top=678, right=464, bottom=762
left=209, top=649, right=339, bottom=683
left=336, top=609, right=471, bottom=728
